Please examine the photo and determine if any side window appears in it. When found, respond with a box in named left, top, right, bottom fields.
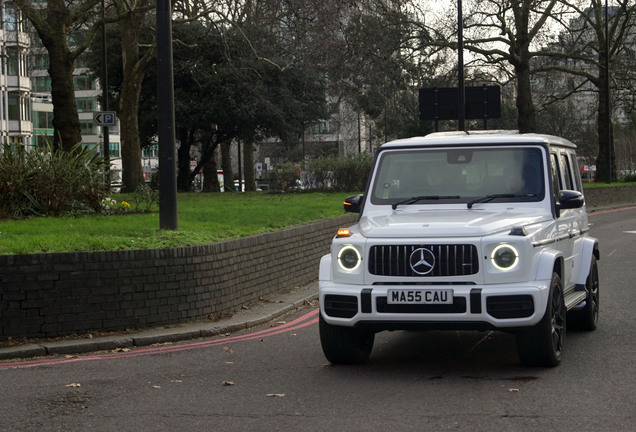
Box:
left=569, top=153, right=583, bottom=192
left=559, top=153, right=574, bottom=190
left=550, top=153, right=561, bottom=200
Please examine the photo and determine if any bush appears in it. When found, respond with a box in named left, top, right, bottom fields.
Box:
left=0, top=143, right=109, bottom=218
left=622, top=172, right=636, bottom=183
left=270, top=162, right=301, bottom=191
left=130, top=184, right=159, bottom=212
left=302, top=153, right=373, bottom=191
left=0, top=145, right=35, bottom=218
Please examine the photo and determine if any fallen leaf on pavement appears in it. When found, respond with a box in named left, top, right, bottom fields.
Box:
left=65, top=383, right=81, bottom=388
left=223, top=347, right=233, bottom=355
left=508, top=388, right=520, bottom=392
left=266, top=393, right=286, bottom=397
left=222, top=381, right=235, bottom=386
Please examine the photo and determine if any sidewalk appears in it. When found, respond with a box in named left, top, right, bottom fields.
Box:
left=0, top=282, right=319, bottom=361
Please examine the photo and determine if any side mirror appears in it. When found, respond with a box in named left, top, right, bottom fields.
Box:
left=343, top=194, right=364, bottom=213
left=557, top=190, right=584, bottom=216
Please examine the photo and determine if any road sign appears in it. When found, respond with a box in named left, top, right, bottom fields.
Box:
left=419, top=86, right=501, bottom=121
left=93, top=111, right=117, bottom=126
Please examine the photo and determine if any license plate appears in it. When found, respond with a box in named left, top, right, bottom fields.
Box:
left=387, top=289, right=453, bottom=305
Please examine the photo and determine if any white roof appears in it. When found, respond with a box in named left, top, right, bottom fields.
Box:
left=380, top=130, right=577, bottom=149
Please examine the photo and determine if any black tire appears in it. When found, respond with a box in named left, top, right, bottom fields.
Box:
left=568, top=255, right=599, bottom=331
left=319, top=312, right=374, bottom=364
left=516, top=272, right=566, bottom=367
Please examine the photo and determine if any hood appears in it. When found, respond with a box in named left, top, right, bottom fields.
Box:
left=358, top=207, right=551, bottom=238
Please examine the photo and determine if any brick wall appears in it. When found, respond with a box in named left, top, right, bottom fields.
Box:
left=0, top=215, right=357, bottom=340
left=583, top=185, right=636, bottom=211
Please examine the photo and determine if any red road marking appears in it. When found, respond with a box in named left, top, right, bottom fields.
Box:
left=1, top=309, right=319, bottom=370
left=588, top=206, right=636, bottom=216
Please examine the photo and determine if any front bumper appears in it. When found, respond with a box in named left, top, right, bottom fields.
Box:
left=319, top=281, right=551, bottom=330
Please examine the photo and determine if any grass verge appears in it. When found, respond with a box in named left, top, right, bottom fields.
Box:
left=0, top=192, right=354, bottom=255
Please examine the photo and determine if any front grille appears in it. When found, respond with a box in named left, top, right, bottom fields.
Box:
left=369, top=244, right=479, bottom=277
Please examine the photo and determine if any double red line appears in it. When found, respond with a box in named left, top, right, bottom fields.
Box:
left=0, top=309, right=319, bottom=370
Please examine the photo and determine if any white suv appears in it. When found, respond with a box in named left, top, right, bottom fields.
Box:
left=319, top=132, right=599, bottom=367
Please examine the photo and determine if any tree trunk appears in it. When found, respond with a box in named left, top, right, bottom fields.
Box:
left=202, top=147, right=220, bottom=192
left=118, top=8, right=149, bottom=193
left=595, top=54, right=616, bottom=183
left=44, top=33, right=81, bottom=151
left=244, top=142, right=256, bottom=191
left=176, top=128, right=193, bottom=191
left=221, top=141, right=233, bottom=192
left=514, top=62, right=537, bottom=134
left=510, top=2, right=536, bottom=134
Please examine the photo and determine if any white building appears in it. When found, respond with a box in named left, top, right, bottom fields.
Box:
left=1, top=1, right=31, bottom=147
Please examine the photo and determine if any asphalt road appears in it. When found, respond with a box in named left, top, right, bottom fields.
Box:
left=0, top=208, right=634, bottom=432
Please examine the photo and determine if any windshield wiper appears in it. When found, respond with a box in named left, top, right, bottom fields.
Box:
left=467, top=193, right=536, bottom=209
left=392, top=195, right=460, bottom=210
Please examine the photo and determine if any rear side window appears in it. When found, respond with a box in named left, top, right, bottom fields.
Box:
left=550, top=153, right=561, bottom=200
left=559, top=153, right=574, bottom=190
left=569, top=153, right=583, bottom=192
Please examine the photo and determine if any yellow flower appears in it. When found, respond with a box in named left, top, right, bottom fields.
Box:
left=121, top=201, right=131, bottom=209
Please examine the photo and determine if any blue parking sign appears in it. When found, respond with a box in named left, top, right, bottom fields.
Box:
left=94, top=111, right=117, bottom=126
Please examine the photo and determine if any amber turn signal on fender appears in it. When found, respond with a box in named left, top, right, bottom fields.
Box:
left=336, top=228, right=351, bottom=238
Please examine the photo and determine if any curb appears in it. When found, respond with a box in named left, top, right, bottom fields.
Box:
left=0, top=283, right=319, bottom=362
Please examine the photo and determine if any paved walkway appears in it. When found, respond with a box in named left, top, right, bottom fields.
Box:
left=0, top=282, right=318, bottom=361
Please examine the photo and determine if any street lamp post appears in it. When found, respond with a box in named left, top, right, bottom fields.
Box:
left=604, top=0, right=611, bottom=183
left=458, top=0, right=466, bottom=131
left=101, top=0, right=110, bottom=183
left=157, top=0, right=178, bottom=229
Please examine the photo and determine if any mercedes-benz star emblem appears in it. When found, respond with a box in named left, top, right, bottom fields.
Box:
left=409, top=248, right=436, bottom=275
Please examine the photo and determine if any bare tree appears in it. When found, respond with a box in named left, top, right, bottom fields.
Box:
left=418, top=0, right=568, bottom=133
left=534, top=0, right=636, bottom=182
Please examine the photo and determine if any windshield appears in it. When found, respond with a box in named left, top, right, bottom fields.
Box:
left=370, top=146, right=545, bottom=206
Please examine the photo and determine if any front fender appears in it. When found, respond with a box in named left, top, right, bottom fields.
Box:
left=535, top=249, right=563, bottom=281
left=319, top=254, right=332, bottom=282
left=575, top=238, right=600, bottom=286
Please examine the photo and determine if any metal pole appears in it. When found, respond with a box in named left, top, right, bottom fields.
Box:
left=483, top=85, right=488, bottom=129
left=237, top=140, right=242, bottom=192
left=157, top=0, right=178, bottom=229
left=458, top=0, right=466, bottom=131
left=605, top=0, right=611, bottom=183
left=101, top=0, right=110, bottom=182
left=357, top=111, right=361, bottom=153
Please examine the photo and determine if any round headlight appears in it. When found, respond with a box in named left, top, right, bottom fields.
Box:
left=491, top=244, right=519, bottom=271
left=337, top=246, right=361, bottom=272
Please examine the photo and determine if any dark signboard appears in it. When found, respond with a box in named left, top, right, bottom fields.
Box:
left=419, top=85, right=501, bottom=121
